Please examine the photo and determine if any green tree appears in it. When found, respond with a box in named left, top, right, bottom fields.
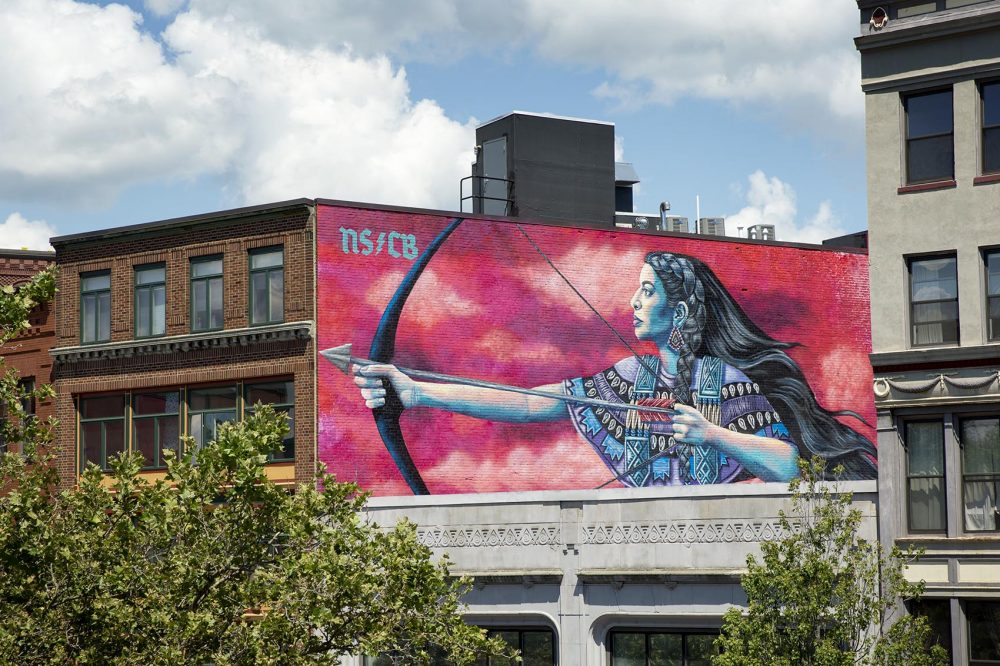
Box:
left=714, top=458, right=948, bottom=666
left=0, top=268, right=511, bottom=665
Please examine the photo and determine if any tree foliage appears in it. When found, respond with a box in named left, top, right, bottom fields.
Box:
left=0, top=268, right=510, bottom=665
left=714, top=458, right=948, bottom=666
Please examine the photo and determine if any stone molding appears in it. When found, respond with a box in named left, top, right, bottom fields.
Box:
left=50, top=321, right=313, bottom=363
left=581, top=520, right=790, bottom=545
left=418, top=525, right=561, bottom=548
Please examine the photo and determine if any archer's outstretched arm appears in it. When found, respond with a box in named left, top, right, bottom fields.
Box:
left=353, top=364, right=568, bottom=423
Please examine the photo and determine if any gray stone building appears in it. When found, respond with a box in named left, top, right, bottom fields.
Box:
left=856, top=1, right=1000, bottom=663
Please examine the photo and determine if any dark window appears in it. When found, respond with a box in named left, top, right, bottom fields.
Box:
left=905, top=89, right=954, bottom=184
left=908, top=600, right=953, bottom=662
left=133, top=391, right=180, bottom=469
left=983, top=81, right=1000, bottom=174
left=968, top=601, right=1000, bottom=666
left=1, top=378, right=36, bottom=455
left=79, top=394, right=126, bottom=471
left=987, top=251, right=1000, bottom=341
left=364, top=627, right=555, bottom=666
left=187, top=386, right=237, bottom=454
left=80, top=271, right=111, bottom=344
left=909, top=255, right=959, bottom=346
left=249, top=247, right=283, bottom=325
left=906, top=421, right=947, bottom=532
left=960, top=418, right=1000, bottom=531
left=610, top=630, right=718, bottom=665
left=134, top=264, right=166, bottom=338
left=245, top=381, right=294, bottom=461
left=191, top=256, right=223, bottom=332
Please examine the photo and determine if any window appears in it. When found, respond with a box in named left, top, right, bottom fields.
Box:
left=245, top=381, right=294, bottom=461
left=610, top=630, right=718, bottom=666
left=249, top=247, right=283, bottom=325
left=191, top=256, right=223, bottom=332
left=987, top=251, right=1000, bottom=340
left=1, top=378, right=36, bottom=455
left=968, top=601, right=1000, bottom=666
left=960, top=418, right=1000, bottom=531
left=906, top=421, right=947, bottom=532
left=80, top=271, right=111, bottom=344
left=365, top=628, right=555, bottom=666
left=909, top=255, right=959, bottom=346
left=79, top=394, right=126, bottom=471
left=904, top=89, right=954, bottom=184
left=188, top=386, right=238, bottom=455
left=133, top=392, right=180, bottom=469
left=134, top=264, right=166, bottom=338
left=909, top=600, right=953, bottom=662
left=983, top=81, right=1000, bottom=174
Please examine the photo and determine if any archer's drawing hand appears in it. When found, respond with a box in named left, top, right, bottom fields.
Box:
left=353, top=364, right=419, bottom=410
left=670, top=403, right=720, bottom=447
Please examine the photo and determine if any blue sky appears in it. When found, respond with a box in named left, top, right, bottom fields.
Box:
left=0, top=0, right=867, bottom=248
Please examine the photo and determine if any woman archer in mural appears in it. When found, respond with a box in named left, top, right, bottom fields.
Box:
left=351, top=251, right=878, bottom=486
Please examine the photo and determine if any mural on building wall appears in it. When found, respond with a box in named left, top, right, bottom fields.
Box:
left=317, top=205, right=877, bottom=496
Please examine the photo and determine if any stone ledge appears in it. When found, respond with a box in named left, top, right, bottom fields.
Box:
left=450, top=570, right=563, bottom=586
left=577, top=568, right=745, bottom=584
left=50, top=321, right=313, bottom=362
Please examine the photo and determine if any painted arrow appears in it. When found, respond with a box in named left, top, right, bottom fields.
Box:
left=321, top=343, right=679, bottom=418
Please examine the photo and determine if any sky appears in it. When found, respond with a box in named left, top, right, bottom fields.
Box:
left=0, top=0, right=868, bottom=250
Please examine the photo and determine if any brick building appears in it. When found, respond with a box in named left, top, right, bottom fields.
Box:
left=48, top=200, right=315, bottom=487
left=0, top=249, right=56, bottom=451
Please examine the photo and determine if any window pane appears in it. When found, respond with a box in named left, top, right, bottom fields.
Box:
left=189, top=386, right=237, bottom=411
left=987, top=254, right=1000, bottom=295
left=912, top=301, right=958, bottom=324
left=910, top=600, right=952, bottom=661
left=135, top=266, right=165, bottom=285
left=134, top=392, right=179, bottom=416
left=984, top=82, right=1000, bottom=127
left=81, top=395, right=125, bottom=419
left=908, top=422, right=945, bottom=475
left=908, top=135, right=954, bottom=183
left=985, top=126, right=1000, bottom=173
left=135, top=418, right=157, bottom=467
left=158, top=415, right=180, bottom=460
left=912, top=257, right=957, bottom=300
left=136, top=287, right=151, bottom=337
left=521, top=631, right=553, bottom=666
left=251, top=249, right=283, bottom=269
left=962, top=419, right=1000, bottom=475
left=968, top=601, right=1000, bottom=662
left=913, top=321, right=959, bottom=346
left=963, top=480, right=998, bottom=531
left=910, top=477, right=946, bottom=531
left=191, top=258, right=223, bottom=277
left=251, top=272, right=268, bottom=324
left=209, top=277, right=223, bottom=329
left=907, top=90, right=953, bottom=138
left=192, top=280, right=207, bottom=330
left=98, top=292, right=110, bottom=341
left=685, top=634, right=717, bottom=666
left=649, top=633, right=682, bottom=666
left=81, top=273, right=110, bottom=292
left=105, top=419, right=125, bottom=463
left=152, top=285, right=165, bottom=336
left=82, top=293, right=97, bottom=342
left=269, top=269, right=283, bottom=322
left=82, top=422, right=103, bottom=467
left=612, top=633, right=646, bottom=666
left=246, top=381, right=293, bottom=406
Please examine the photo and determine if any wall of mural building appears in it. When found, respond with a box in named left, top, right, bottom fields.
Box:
left=317, top=203, right=877, bottom=496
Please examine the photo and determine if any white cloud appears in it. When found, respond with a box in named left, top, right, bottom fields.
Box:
left=0, top=0, right=474, bottom=210
left=144, top=0, right=186, bottom=16
left=726, top=170, right=847, bottom=244
left=0, top=213, right=58, bottom=251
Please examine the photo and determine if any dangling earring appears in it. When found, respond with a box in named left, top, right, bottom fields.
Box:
left=667, top=326, right=684, bottom=352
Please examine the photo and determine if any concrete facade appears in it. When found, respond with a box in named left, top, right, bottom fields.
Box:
left=857, top=2, right=1000, bottom=663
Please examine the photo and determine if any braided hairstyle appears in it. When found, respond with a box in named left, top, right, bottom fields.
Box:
left=644, top=251, right=877, bottom=481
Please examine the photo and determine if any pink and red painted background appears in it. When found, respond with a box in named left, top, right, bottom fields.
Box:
left=316, top=204, right=875, bottom=496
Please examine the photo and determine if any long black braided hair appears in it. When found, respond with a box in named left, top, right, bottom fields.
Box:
left=644, top=251, right=877, bottom=481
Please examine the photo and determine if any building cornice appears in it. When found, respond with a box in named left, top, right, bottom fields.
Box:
left=50, top=321, right=313, bottom=363
left=870, top=343, right=1000, bottom=371
left=855, top=5, right=1000, bottom=52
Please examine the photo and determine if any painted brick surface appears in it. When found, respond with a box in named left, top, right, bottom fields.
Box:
left=316, top=204, right=876, bottom=496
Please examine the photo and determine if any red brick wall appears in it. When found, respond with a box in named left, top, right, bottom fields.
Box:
left=52, top=206, right=315, bottom=487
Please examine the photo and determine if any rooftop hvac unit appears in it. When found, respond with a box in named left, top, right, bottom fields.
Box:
left=661, top=215, right=689, bottom=233
left=747, top=224, right=776, bottom=241
left=698, top=217, right=726, bottom=236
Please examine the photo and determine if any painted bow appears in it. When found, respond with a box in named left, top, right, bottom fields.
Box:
left=367, top=217, right=464, bottom=495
